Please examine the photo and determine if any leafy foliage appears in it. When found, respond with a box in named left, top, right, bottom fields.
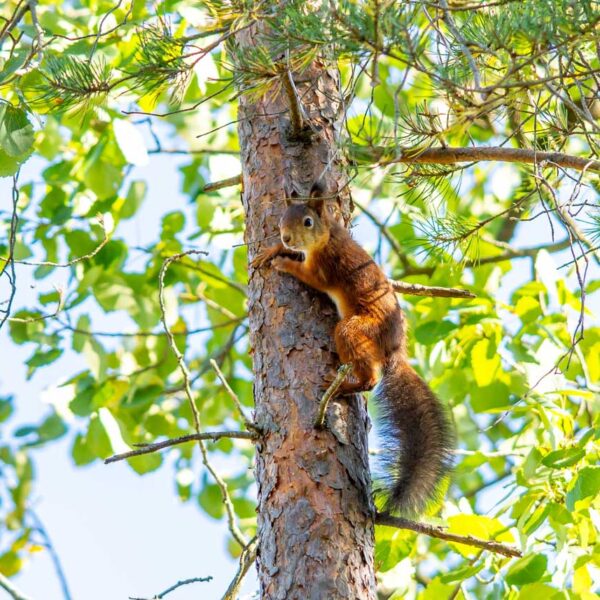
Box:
left=0, top=0, right=599, bottom=597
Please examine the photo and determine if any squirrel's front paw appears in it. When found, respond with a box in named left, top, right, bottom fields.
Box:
left=272, top=256, right=291, bottom=273
left=271, top=256, right=285, bottom=271
left=251, top=249, right=275, bottom=269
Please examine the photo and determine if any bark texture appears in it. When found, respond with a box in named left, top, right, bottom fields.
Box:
left=237, top=32, right=376, bottom=600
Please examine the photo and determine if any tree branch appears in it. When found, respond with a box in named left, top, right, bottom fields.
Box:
left=375, top=512, right=522, bottom=558
left=158, top=250, right=248, bottom=547
left=0, top=0, right=28, bottom=49
left=203, top=175, right=243, bottom=193
left=221, top=537, right=258, bottom=600
left=29, top=510, right=72, bottom=600
left=390, top=280, right=475, bottom=299
left=209, top=359, right=259, bottom=432
left=105, top=431, right=257, bottom=464
left=129, top=576, right=213, bottom=600
left=282, top=69, right=305, bottom=139
left=0, top=216, right=109, bottom=268
left=352, top=145, right=600, bottom=174
left=0, top=573, right=32, bottom=600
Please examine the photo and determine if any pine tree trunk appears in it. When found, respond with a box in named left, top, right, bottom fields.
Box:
left=237, top=30, right=377, bottom=600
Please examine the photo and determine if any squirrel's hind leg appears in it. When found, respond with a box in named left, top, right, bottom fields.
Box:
left=334, top=317, right=383, bottom=394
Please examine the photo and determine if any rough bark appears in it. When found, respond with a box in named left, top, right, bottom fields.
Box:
left=237, top=32, right=376, bottom=600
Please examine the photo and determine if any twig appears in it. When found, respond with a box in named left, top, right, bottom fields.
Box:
left=0, top=573, right=32, bottom=600
left=353, top=197, right=411, bottom=271
left=352, top=145, right=600, bottom=174
left=390, top=280, right=475, bottom=299
left=438, top=0, right=482, bottom=91
left=314, top=363, right=352, bottom=429
left=27, top=0, right=43, bottom=60
left=209, top=359, right=258, bottom=432
left=56, top=315, right=244, bottom=338
left=129, top=576, right=213, bottom=600
left=105, top=431, right=257, bottom=464
left=0, top=216, right=109, bottom=267
left=29, top=510, right=72, bottom=600
left=203, top=175, right=242, bottom=193
left=0, top=173, right=20, bottom=332
left=375, top=512, right=522, bottom=558
left=158, top=250, right=247, bottom=547
left=0, top=0, right=28, bottom=49
left=221, top=537, right=258, bottom=600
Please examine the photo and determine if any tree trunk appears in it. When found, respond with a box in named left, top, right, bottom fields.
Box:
left=237, top=31, right=377, bottom=600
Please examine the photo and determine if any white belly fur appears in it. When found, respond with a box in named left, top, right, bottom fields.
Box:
left=327, top=289, right=347, bottom=318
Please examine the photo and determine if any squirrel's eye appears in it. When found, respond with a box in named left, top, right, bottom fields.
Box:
left=303, top=217, right=313, bottom=228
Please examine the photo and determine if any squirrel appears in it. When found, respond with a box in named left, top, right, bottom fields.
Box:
left=251, top=182, right=455, bottom=516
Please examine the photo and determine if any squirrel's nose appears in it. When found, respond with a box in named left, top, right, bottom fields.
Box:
left=282, top=233, right=291, bottom=245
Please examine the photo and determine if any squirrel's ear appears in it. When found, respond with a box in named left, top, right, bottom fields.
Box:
left=308, top=181, right=327, bottom=216
left=309, top=180, right=326, bottom=198
left=285, top=189, right=300, bottom=207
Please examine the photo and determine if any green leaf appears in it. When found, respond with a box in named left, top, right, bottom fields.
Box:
left=506, top=554, right=548, bottom=587
left=26, top=348, right=63, bottom=378
left=414, top=320, right=457, bottom=345
left=127, top=452, right=162, bottom=475
left=121, top=180, right=147, bottom=219
left=0, top=147, right=30, bottom=177
left=471, top=338, right=501, bottom=387
left=541, top=448, right=585, bottom=469
left=72, top=433, right=95, bottom=466
left=86, top=413, right=113, bottom=458
left=37, top=413, right=67, bottom=442
left=0, top=397, right=13, bottom=423
left=566, top=466, right=600, bottom=511
left=198, top=483, right=225, bottom=519
left=0, top=104, right=34, bottom=157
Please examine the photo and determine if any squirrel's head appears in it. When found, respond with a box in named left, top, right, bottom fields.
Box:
left=279, top=182, right=339, bottom=257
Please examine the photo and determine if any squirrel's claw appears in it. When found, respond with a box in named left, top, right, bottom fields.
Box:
left=251, top=246, right=279, bottom=269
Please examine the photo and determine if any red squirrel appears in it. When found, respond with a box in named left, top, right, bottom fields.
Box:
left=252, top=182, right=455, bottom=515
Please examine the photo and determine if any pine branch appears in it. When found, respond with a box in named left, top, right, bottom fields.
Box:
left=376, top=512, right=521, bottom=558
left=352, top=145, right=600, bottom=174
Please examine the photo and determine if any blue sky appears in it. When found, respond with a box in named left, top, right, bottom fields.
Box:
left=0, top=153, right=257, bottom=600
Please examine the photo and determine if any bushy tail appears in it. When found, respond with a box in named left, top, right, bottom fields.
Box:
left=374, top=354, right=455, bottom=516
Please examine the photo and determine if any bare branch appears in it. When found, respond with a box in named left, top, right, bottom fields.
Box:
left=28, top=510, right=72, bottom=600
left=314, top=363, right=352, bottom=429
left=209, top=359, right=258, bottom=432
left=158, top=250, right=248, bottom=547
left=437, top=0, right=482, bottom=91
left=0, top=0, right=28, bottom=49
left=203, top=175, right=243, bottom=193
left=105, top=431, right=257, bottom=464
left=221, top=537, right=258, bottom=600
left=375, top=512, right=522, bottom=558
left=390, top=280, right=475, bottom=299
left=0, top=573, right=32, bottom=600
left=129, top=576, right=213, bottom=600
left=0, top=173, right=20, bottom=332
left=0, top=216, right=109, bottom=268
